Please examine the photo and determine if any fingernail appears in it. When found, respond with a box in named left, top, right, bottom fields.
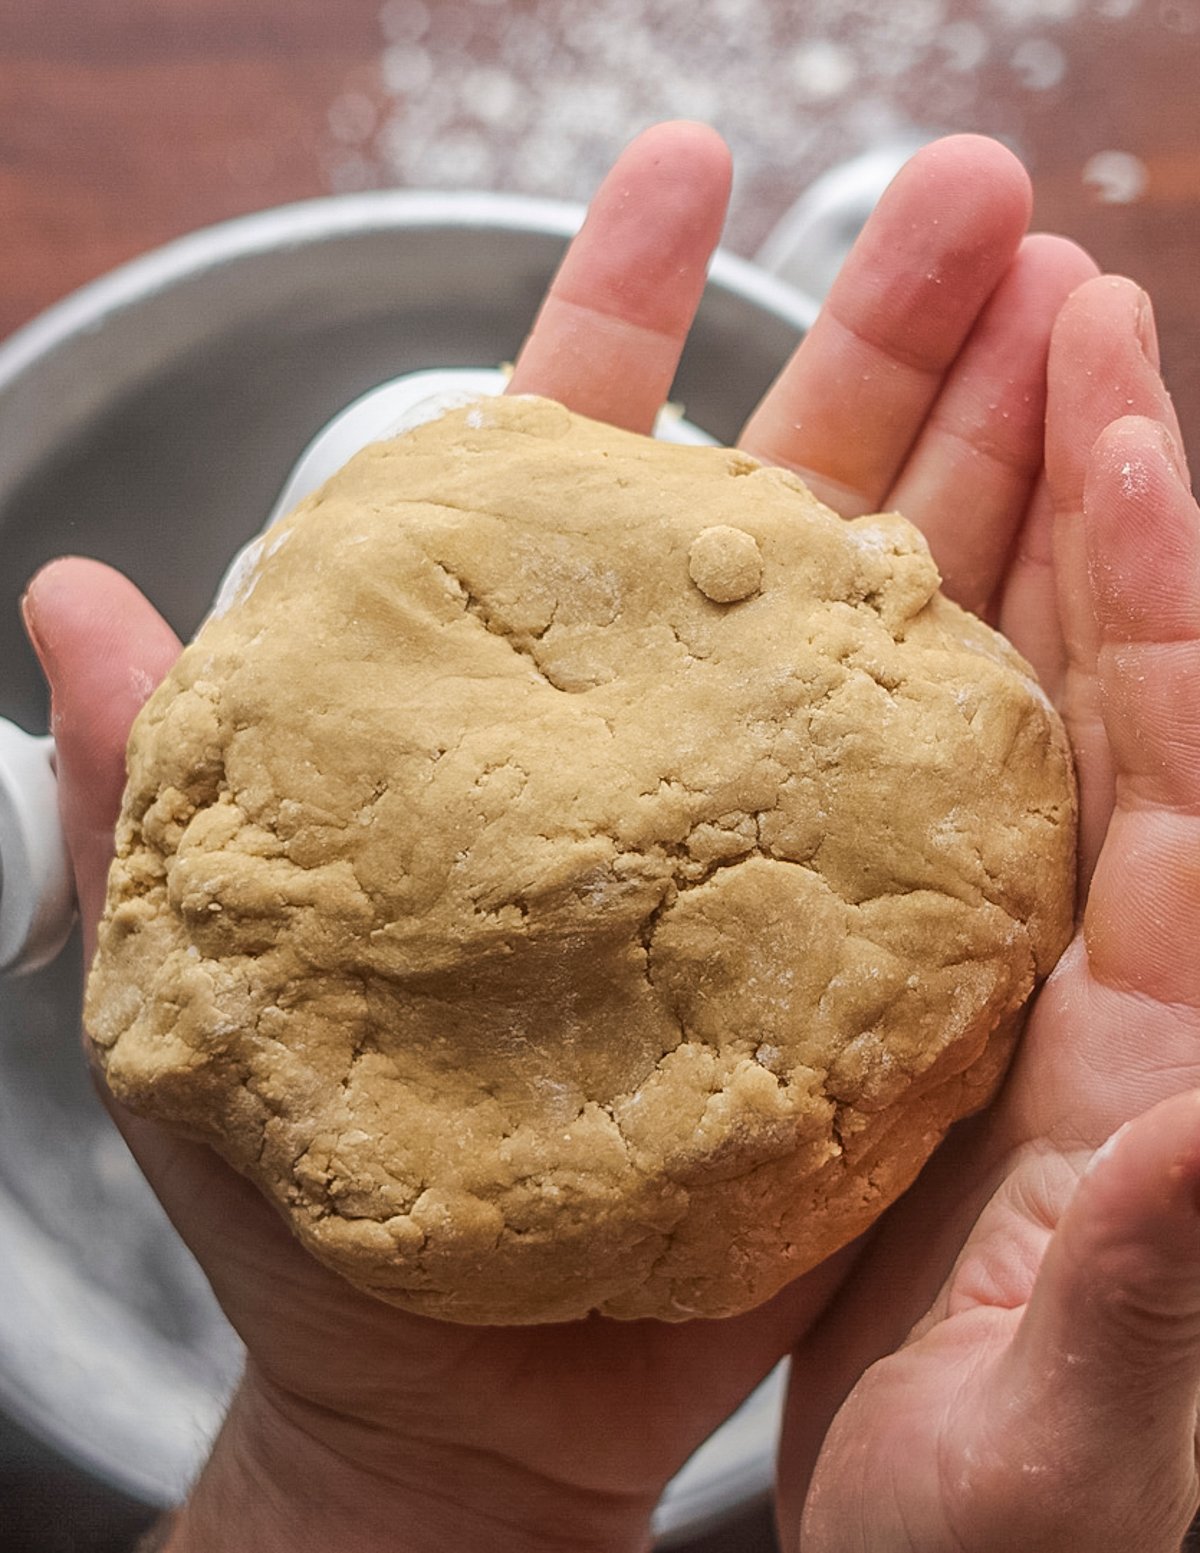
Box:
left=1135, top=289, right=1161, bottom=370
left=19, top=586, right=64, bottom=741
left=1153, top=420, right=1186, bottom=483
left=19, top=584, right=53, bottom=677
left=20, top=560, right=74, bottom=685
left=1083, top=1119, right=1133, bottom=1179
left=1181, top=1153, right=1200, bottom=1220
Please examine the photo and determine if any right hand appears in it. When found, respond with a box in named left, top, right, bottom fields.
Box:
left=514, top=122, right=1200, bottom=1551
left=776, top=281, right=1200, bottom=1549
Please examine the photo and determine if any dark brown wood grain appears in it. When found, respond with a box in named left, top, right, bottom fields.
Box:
left=1, top=0, right=1198, bottom=451
left=0, top=0, right=380, bottom=335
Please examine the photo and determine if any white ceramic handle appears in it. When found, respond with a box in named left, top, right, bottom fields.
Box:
left=0, top=718, right=75, bottom=974
left=3, top=368, right=716, bottom=975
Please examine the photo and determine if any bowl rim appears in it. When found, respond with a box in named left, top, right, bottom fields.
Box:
left=0, top=188, right=817, bottom=396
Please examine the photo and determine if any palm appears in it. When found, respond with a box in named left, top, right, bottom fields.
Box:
left=797, top=1063, right=1200, bottom=1553
left=789, top=784, right=1200, bottom=1551
left=800, top=1152, right=1074, bottom=1553
left=113, top=1095, right=845, bottom=1510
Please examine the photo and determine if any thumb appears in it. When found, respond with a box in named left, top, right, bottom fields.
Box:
left=1081, top=413, right=1200, bottom=1012
left=1001, top=1090, right=1200, bottom=1543
left=21, top=557, right=181, bottom=940
left=20, top=558, right=290, bottom=1279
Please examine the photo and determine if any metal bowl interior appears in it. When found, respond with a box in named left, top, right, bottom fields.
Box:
left=0, top=191, right=813, bottom=1541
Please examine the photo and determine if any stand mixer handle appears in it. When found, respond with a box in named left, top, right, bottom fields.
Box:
left=0, top=718, right=75, bottom=974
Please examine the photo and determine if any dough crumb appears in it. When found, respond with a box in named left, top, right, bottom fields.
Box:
left=688, top=524, right=763, bottom=603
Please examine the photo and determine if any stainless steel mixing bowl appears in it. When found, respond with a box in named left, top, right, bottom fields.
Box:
left=0, top=190, right=816, bottom=1545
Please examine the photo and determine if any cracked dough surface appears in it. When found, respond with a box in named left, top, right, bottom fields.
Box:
left=86, top=396, right=1076, bottom=1323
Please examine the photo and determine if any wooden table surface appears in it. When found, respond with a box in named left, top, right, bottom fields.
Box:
left=2, top=0, right=1199, bottom=453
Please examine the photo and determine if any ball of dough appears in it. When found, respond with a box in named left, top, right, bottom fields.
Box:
left=86, top=396, right=1076, bottom=1324
left=688, top=524, right=762, bottom=602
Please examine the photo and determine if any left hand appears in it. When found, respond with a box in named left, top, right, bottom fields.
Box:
left=22, top=120, right=1101, bottom=1551
left=23, top=124, right=829, bottom=1553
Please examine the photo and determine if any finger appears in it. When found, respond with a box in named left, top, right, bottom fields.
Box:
left=738, top=134, right=1032, bottom=516
left=1001, top=1091, right=1200, bottom=1546
left=1081, top=416, right=1200, bottom=1007
left=888, top=234, right=1098, bottom=617
left=1046, top=277, right=1186, bottom=886
left=21, top=557, right=180, bottom=941
left=506, top=120, right=732, bottom=432
left=995, top=477, right=1066, bottom=698
left=19, top=559, right=329, bottom=1310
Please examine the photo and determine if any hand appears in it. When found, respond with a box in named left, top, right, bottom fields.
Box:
left=22, top=121, right=1093, bottom=1550
left=21, top=123, right=810, bottom=1553
left=775, top=290, right=1200, bottom=1550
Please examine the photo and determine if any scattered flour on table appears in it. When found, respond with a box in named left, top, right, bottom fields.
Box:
left=320, top=0, right=1149, bottom=251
